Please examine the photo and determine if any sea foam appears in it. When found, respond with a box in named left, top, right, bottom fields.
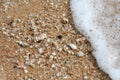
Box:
left=70, top=0, right=120, bottom=80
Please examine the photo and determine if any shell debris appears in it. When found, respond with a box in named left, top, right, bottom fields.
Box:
left=77, top=51, right=85, bottom=57
left=68, top=43, right=77, bottom=50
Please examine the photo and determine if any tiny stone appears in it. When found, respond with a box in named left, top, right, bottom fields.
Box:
left=76, top=38, right=82, bottom=42
left=84, top=75, right=88, bottom=79
left=52, top=52, right=56, bottom=56
left=24, top=76, right=28, bottom=79
left=41, top=33, right=47, bottom=39
left=35, top=54, right=39, bottom=59
left=77, top=51, right=84, bottom=57
left=5, top=17, right=13, bottom=25
left=24, top=55, right=29, bottom=61
left=57, top=35, right=62, bottom=39
left=13, top=65, right=17, bottom=69
left=68, top=44, right=77, bottom=50
left=30, top=45, right=33, bottom=48
left=16, top=41, right=29, bottom=47
left=62, top=17, right=69, bottom=24
left=64, top=75, right=69, bottom=79
left=24, top=69, right=28, bottom=74
left=11, top=22, right=16, bottom=27
left=63, top=13, right=66, bottom=16
left=50, top=55, right=54, bottom=60
left=17, top=19, right=21, bottom=23
left=51, top=64, right=56, bottom=68
left=47, top=38, right=51, bottom=42
left=56, top=72, right=61, bottom=77
left=25, top=59, right=35, bottom=68
left=30, top=63, right=35, bottom=68
left=34, top=33, right=47, bottom=42
left=38, top=48, right=43, bottom=54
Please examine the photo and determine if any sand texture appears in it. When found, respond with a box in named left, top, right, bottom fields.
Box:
left=0, top=0, right=110, bottom=80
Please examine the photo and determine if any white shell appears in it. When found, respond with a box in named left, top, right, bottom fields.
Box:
left=68, top=44, right=77, bottom=50
left=77, top=51, right=84, bottom=57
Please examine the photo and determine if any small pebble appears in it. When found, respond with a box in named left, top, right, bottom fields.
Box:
left=24, top=69, right=28, bottom=74
left=52, top=52, right=56, bottom=56
left=51, top=64, right=56, bottom=68
left=64, top=75, right=69, bottom=79
left=34, top=33, right=47, bottom=42
left=77, top=51, right=84, bottom=57
left=84, top=75, right=88, bottom=79
left=50, top=55, right=54, bottom=60
left=57, top=35, right=62, bottom=39
left=56, top=72, right=61, bottom=77
left=68, top=44, right=77, bottom=50
left=38, top=48, right=43, bottom=54
left=5, top=17, right=13, bottom=25
left=62, top=17, right=69, bottom=24
left=16, top=41, right=29, bottom=47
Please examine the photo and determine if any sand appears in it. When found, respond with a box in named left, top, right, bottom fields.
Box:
left=0, top=0, right=110, bottom=80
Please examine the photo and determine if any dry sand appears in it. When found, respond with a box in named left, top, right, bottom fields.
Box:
left=0, top=0, right=111, bottom=80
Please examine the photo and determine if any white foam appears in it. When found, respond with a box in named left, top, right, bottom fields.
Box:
left=70, top=0, right=120, bottom=80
